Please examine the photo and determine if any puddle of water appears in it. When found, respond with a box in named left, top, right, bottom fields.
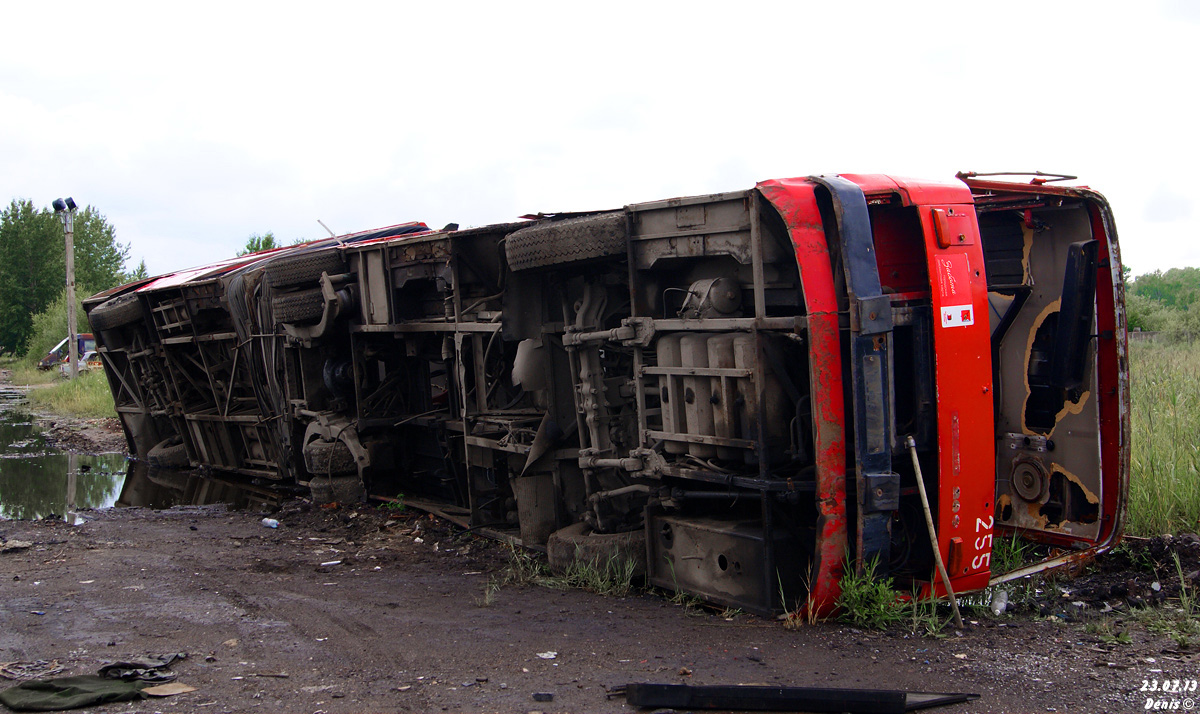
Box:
left=0, top=406, right=127, bottom=522
left=0, top=394, right=289, bottom=521
left=0, top=401, right=291, bottom=522
left=118, top=461, right=286, bottom=511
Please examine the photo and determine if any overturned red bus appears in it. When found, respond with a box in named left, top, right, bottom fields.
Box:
left=85, top=172, right=1128, bottom=615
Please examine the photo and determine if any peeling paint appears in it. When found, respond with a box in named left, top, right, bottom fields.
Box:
left=1020, top=224, right=1034, bottom=286
left=1051, top=389, right=1091, bottom=426
left=1051, top=462, right=1101, bottom=505
left=1023, top=500, right=1050, bottom=529
left=1020, top=299, right=1061, bottom=437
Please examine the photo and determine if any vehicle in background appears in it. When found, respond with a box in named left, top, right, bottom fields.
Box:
left=59, top=349, right=103, bottom=378
left=38, top=333, right=96, bottom=371
left=84, top=172, right=1129, bottom=616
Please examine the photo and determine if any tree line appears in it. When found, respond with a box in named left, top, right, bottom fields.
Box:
left=0, top=199, right=145, bottom=356
left=1126, top=267, right=1200, bottom=339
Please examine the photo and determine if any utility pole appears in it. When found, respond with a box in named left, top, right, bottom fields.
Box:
left=53, top=197, right=78, bottom=379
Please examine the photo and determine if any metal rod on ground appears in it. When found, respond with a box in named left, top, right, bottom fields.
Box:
left=905, top=434, right=964, bottom=629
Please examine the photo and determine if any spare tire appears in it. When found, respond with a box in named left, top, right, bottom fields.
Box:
left=272, top=288, right=325, bottom=324
left=89, top=292, right=144, bottom=331
left=146, top=436, right=189, bottom=470
left=265, top=250, right=346, bottom=289
left=303, top=438, right=357, bottom=475
left=505, top=212, right=627, bottom=271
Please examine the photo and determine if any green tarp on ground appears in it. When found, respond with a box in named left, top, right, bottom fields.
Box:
left=0, top=675, right=149, bottom=712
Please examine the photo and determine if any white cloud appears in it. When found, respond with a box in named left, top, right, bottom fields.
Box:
left=0, top=1, right=1195, bottom=277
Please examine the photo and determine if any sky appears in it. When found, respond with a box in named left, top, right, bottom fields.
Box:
left=1, top=1, right=1196, bottom=279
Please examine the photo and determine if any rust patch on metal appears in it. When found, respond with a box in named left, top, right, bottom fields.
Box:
left=1051, top=462, right=1100, bottom=505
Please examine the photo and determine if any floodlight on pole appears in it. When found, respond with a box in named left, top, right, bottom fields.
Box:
left=53, top=197, right=79, bottom=380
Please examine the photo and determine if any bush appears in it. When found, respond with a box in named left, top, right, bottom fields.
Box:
left=1126, top=292, right=1178, bottom=333
left=835, top=558, right=905, bottom=629
left=21, top=287, right=93, bottom=365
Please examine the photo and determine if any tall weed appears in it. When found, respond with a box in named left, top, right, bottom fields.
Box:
left=1129, top=342, right=1200, bottom=535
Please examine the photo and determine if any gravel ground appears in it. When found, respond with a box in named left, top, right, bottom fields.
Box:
left=1, top=500, right=1195, bottom=714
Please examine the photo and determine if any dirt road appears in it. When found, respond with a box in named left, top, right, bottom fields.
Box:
left=1, top=499, right=1191, bottom=714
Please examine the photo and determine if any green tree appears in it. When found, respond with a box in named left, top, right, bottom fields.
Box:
left=1126, top=292, right=1178, bottom=332
left=0, top=200, right=63, bottom=354
left=238, top=232, right=280, bottom=256
left=1130, top=268, right=1200, bottom=310
left=0, top=199, right=133, bottom=354
left=73, top=206, right=130, bottom=291
left=123, top=259, right=150, bottom=283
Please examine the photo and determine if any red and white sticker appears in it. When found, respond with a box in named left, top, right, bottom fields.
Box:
left=934, top=254, right=971, bottom=301
left=941, top=304, right=974, bottom=328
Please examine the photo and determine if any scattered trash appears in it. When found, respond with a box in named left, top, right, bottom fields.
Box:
left=0, top=675, right=149, bottom=710
left=99, top=653, right=186, bottom=682
left=532, top=692, right=554, bottom=702
left=29, top=612, right=44, bottom=616
left=143, top=682, right=197, bottom=697
left=535, top=652, right=557, bottom=660
left=0, top=660, right=65, bottom=681
left=319, top=560, right=342, bottom=567
left=953, top=654, right=968, bottom=660
left=261, top=518, right=279, bottom=529
left=678, top=667, right=692, bottom=676
left=78, top=580, right=94, bottom=585
left=0, top=540, right=32, bottom=553
left=989, top=589, right=1009, bottom=616
left=1151, top=581, right=1162, bottom=592
left=249, top=673, right=289, bottom=679
left=396, top=685, right=412, bottom=692
left=0, top=654, right=191, bottom=711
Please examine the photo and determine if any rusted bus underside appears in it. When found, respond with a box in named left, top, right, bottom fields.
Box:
left=86, top=173, right=1129, bottom=616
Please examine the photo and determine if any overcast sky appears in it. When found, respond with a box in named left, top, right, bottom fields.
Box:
left=1, top=1, right=1195, bottom=279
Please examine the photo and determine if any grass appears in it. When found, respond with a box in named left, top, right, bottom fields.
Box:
left=478, top=542, right=640, bottom=607
left=834, top=558, right=906, bottom=630
left=1129, top=341, right=1200, bottom=536
left=1133, top=552, right=1200, bottom=648
left=4, top=359, right=58, bottom=386
left=1, top=356, right=116, bottom=418
left=547, top=550, right=638, bottom=597
left=907, top=589, right=950, bottom=638
left=1085, top=617, right=1134, bottom=646
left=23, top=369, right=115, bottom=418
